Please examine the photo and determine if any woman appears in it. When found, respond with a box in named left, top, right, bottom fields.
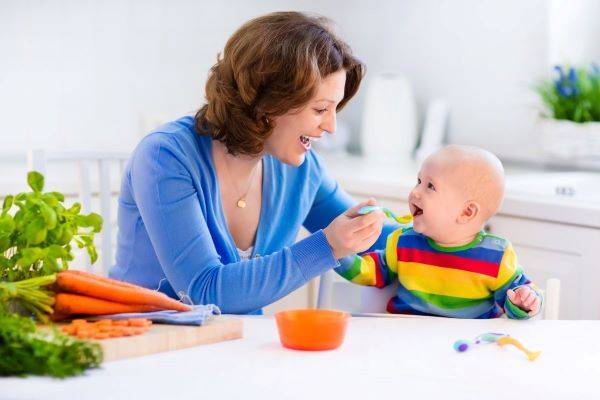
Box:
left=109, top=11, right=394, bottom=314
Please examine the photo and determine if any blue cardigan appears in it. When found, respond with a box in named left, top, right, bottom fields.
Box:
left=109, top=116, right=394, bottom=314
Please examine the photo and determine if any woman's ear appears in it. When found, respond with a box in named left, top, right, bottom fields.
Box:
left=458, top=201, right=480, bottom=224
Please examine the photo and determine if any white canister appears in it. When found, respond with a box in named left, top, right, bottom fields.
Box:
left=360, top=73, right=418, bottom=162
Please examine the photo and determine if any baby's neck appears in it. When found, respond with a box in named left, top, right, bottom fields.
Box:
left=431, top=231, right=481, bottom=248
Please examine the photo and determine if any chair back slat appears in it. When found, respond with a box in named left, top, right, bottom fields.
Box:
left=25, top=149, right=128, bottom=276
left=77, top=160, right=93, bottom=271
left=316, top=271, right=333, bottom=309
left=98, top=159, right=113, bottom=276
left=544, top=278, right=561, bottom=320
left=27, top=149, right=46, bottom=176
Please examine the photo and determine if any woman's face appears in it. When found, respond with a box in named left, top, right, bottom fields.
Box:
left=264, top=69, right=346, bottom=166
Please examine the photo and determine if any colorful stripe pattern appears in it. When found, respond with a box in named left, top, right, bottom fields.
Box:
left=335, top=228, right=540, bottom=319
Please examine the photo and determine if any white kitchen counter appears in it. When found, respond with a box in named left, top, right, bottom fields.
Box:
left=322, top=154, right=600, bottom=228
left=3, top=315, right=599, bottom=400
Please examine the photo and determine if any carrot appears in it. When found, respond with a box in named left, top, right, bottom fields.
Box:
left=53, top=293, right=162, bottom=318
left=55, top=271, right=191, bottom=312
left=93, top=332, right=110, bottom=339
left=96, top=319, right=113, bottom=327
left=61, top=270, right=142, bottom=290
left=60, top=318, right=153, bottom=340
left=128, top=318, right=152, bottom=327
left=61, top=325, right=77, bottom=334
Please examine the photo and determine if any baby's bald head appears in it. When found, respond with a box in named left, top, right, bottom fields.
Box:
left=424, top=145, right=505, bottom=221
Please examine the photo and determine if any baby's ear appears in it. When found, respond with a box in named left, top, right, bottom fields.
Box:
left=458, top=201, right=480, bottom=224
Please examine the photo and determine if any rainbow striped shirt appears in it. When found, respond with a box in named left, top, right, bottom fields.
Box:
left=335, top=227, right=541, bottom=319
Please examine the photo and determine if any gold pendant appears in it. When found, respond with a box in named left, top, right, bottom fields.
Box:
left=237, top=199, right=247, bottom=208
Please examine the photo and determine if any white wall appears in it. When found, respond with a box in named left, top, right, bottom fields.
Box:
left=300, top=0, right=550, bottom=161
left=2, top=0, right=594, bottom=163
left=548, top=0, right=600, bottom=66
left=0, top=0, right=298, bottom=154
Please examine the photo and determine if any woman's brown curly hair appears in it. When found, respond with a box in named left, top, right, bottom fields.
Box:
left=194, top=11, right=365, bottom=156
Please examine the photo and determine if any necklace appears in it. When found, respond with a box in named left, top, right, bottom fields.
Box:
left=222, top=155, right=260, bottom=209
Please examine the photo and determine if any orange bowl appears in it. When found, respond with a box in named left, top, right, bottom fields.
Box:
left=275, top=309, right=350, bottom=351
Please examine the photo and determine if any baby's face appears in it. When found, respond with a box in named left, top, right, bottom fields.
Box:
left=408, top=158, right=467, bottom=241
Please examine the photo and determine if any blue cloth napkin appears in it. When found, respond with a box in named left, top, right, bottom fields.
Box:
left=93, top=304, right=221, bottom=326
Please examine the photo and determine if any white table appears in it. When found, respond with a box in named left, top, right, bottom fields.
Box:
left=3, top=316, right=599, bottom=400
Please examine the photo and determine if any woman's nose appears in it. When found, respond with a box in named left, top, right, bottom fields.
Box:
left=320, top=112, right=337, bottom=134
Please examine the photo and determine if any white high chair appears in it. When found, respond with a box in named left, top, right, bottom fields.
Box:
left=317, top=270, right=561, bottom=320
left=27, top=149, right=129, bottom=275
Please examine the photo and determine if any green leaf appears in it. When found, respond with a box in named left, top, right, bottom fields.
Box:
left=0, top=255, right=12, bottom=269
left=0, top=214, right=15, bottom=234
left=39, top=202, right=57, bottom=230
left=16, top=247, right=44, bottom=267
left=0, top=235, right=11, bottom=253
left=41, top=193, right=58, bottom=207
left=87, top=213, right=103, bottom=233
left=58, top=226, right=73, bottom=245
left=46, top=244, right=65, bottom=259
left=41, top=256, right=59, bottom=275
left=2, top=195, right=13, bottom=214
left=25, top=217, right=47, bottom=245
left=68, top=202, right=81, bottom=215
left=27, top=171, right=45, bottom=193
left=75, top=213, right=103, bottom=233
left=86, top=245, right=98, bottom=264
left=49, top=191, right=65, bottom=202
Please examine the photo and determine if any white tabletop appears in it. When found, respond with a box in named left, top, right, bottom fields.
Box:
left=3, top=315, right=598, bottom=400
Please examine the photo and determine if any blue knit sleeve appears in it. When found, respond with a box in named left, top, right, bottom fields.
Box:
left=129, top=135, right=337, bottom=314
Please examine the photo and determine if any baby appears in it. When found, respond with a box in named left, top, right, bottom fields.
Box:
left=336, top=145, right=542, bottom=319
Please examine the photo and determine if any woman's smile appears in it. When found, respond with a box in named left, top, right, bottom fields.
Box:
left=299, top=134, right=322, bottom=151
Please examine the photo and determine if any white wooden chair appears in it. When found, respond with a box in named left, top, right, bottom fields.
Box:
left=27, top=149, right=129, bottom=276
left=317, top=270, right=561, bottom=320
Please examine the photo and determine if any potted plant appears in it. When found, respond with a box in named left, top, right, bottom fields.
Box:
left=535, top=64, right=600, bottom=164
left=0, top=171, right=102, bottom=321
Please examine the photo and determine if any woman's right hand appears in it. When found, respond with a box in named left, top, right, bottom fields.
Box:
left=323, top=198, right=385, bottom=260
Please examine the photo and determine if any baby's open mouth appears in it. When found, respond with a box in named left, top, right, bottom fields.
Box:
left=412, top=204, right=423, bottom=216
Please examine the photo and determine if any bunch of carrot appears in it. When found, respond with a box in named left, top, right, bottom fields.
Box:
left=51, top=270, right=191, bottom=320
left=61, top=318, right=153, bottom=340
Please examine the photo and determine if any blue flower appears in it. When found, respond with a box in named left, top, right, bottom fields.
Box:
left=568, top=67, right=578, bottom=84
left=553, top=65, right=579, bottom=98
left=553, top=65, right=564, bottom=82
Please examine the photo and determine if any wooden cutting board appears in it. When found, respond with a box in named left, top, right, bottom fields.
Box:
left=95, top=316, right=243, bottom=362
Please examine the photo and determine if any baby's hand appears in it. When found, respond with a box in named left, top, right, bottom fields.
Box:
left=507, top=286, right=541, bottom=316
